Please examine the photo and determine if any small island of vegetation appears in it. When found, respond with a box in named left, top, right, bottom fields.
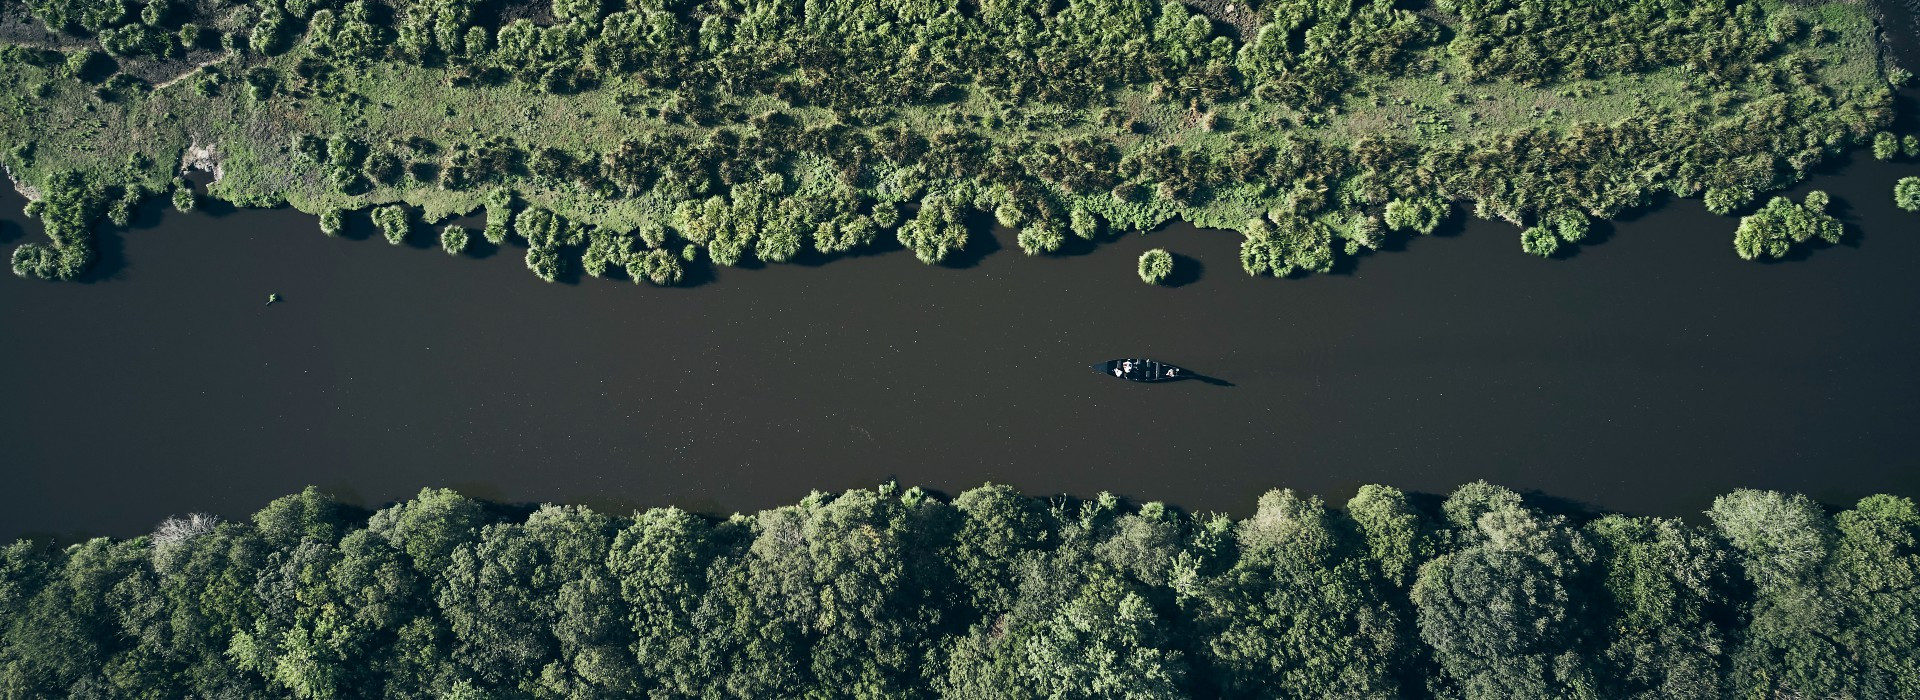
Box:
left=1138, top=247, right=1173, bottom=284
left=0, top=0, right=1909, bottom=283
left=1, top=481, right=1916, bottom=698
left=1898, top=176, right=1920, bottom=211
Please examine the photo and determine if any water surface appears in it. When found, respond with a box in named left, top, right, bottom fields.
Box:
left=4, top=148, right=1920, bottom=540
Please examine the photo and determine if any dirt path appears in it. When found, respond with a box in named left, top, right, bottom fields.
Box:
left=153, top=53, right=233, bottom=90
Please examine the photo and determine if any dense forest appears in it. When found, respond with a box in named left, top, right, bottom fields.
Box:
left=0, top=0, right=1908, bottom=281
left=1, top=482, right=1916, bottom=699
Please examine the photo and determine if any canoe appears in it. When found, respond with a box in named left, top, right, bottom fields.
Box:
left=1091, top=358, right=1186, bottom=383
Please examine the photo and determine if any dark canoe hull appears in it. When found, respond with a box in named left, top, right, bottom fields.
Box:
left=1091, top=359, right=1187, bottom=383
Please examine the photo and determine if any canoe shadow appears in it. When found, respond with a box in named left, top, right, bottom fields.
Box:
left=1182, top=373, right=1235, bottom=387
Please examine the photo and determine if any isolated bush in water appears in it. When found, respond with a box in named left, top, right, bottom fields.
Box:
left=1897, top=177, right=1920, bottom=212
left=1138, top=248, right=1173, bottom=284
left=440, top=225, right=470, bottom=255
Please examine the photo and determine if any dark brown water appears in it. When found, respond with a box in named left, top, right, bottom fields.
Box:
left=4, top=148, right=1920, bottom=539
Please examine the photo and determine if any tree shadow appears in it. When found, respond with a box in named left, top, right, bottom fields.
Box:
left=335, top=209, right=374, bottom=242
left=1049, top=226, right=1128, bottom=258
left=71, top=197, right=170, bottom=283
left=1401, top=490, right=1448, bottom=520
left=1517, top=489, right=1608, bottom=524
left=196, top=197, right=240, bottom=218
left=1608, top=190, right=1675, bottom=224
left=1806, top=147, right=1859, bottom=178
left=1897, top=88, right=1920, bottom=134
left=675, top=256, right=717, bottom=288
left=465, top=235, right=504, bottom=260
left=0, top=216, right=18, bottom=245
left=551, top=244, right=586, bottom=285
left=1824, top=195, right=1868, bottom=250
left=1162, top=252, right=1203, bottom=287
left=1551, top=217, right=1617, bottom=261
left=938, top=210, right=1003, bottom=269
left=74, top=226, right=129, bottom=283
left=401, top=230, right=440, bottom=252
left=1329, top=212, right=1469, bottom=275
left=790, top=232, right=907, bottom=268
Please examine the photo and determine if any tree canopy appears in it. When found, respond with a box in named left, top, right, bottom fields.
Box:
left=2, top=481, right=1917, bottom=698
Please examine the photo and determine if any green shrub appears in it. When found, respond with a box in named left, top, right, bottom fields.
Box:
left=525, top=246, right=560, bottom=282
left=482, top=219, right=508, bottom=244
left=371, top=205, right=409, bottom=245
left=631, top=247, right=684, bottom=285
left=1896, top=177, right=1920, bottom=212
left=1873, top=132, right=1899, bottom=160
left=169, top=178, right=194, bottom=213
left=319, top=208, right=345, bottom=237
left=1520, top=226, right=1559, bottom=257
left=1734, top=194, right=1843, bottom=260
left=1137, top=248, right=1173, bottom=284
left=440, top=225, right=470, bottom=255
left=1383, top=198, right=1444, bottom=235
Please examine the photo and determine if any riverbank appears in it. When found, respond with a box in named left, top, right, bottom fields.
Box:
left=0, top=0, right=1900, bottom=282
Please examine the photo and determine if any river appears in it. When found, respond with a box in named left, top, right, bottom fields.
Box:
left=5, top=121, right=1920, bottom=540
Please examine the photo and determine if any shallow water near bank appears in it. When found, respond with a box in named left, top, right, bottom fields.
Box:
left=5, top=144, right=1920, bottom=539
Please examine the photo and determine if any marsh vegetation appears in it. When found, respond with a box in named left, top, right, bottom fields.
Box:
left=0, top=0, right=1906, bottom=283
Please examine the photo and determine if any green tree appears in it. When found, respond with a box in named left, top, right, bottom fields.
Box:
left=1585, top=516, right=1731, bottom=699
left=372, top=205, right=409, bottom=245
left=435, top=505, right=634, bottom=696
left=1872, top=131, right=1899, bottom=160
left=440, top=225, right=470, bottom=255
left=366, top=487, right=487, bottom=577
left=607, top=507, right=727, bottom=696
left=1195, top=489, right=1407, bottom=698
left=525, top=246, right=561, bottom=282
left=897, top=197, right=969, bottom=264
left=169, top=178, right=195, bottom=213
left=1896, top=177, right=1920, bottom=212
left=1414, top=483, right=1599, bottom=700
left=1137, top=248, right=1173, bottom=284
left=1704, top=490, right=1920, bottom=699
left=1384, top=198, right=1444, bottom=235
left=1346, top=484, right=1429, bottom=588
left=1520, top=226, right=1558, bottom=257
left=1732, top=194, right=1842, bottom=261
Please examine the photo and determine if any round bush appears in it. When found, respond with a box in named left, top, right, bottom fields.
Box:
left=1520, top=226, right=1560, bottom=258
left=440, top=225, right=471, bottom=255
left=1138, top=248, right=1173, bottom=284
left=1896, top=177, right=1920, bottom=213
